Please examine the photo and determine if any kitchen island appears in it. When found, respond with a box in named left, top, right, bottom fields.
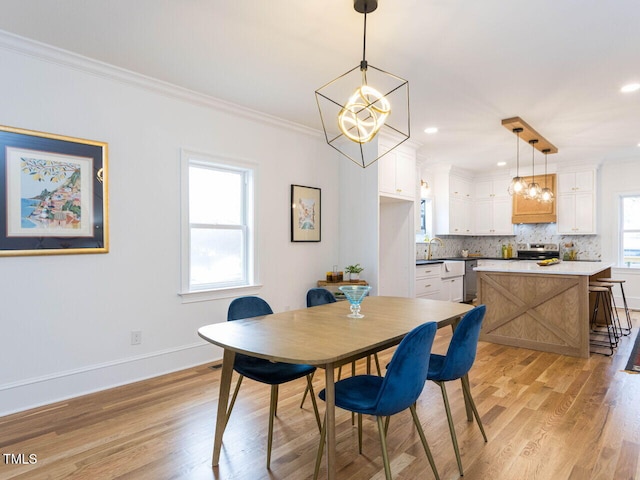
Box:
left=476, top=260, right=613, bottom=358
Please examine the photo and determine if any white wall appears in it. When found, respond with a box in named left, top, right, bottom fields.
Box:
left=0, top=32, right=341, bottom=415
left=600, top=159, right=640, bottom=309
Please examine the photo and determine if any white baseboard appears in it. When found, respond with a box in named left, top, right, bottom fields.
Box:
left=0, top=342, right=222, bottom=417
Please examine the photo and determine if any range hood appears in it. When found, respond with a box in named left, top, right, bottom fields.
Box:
left=511, top=173, right=557, bottom=224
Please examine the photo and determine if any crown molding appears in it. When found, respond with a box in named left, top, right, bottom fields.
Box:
left=0, top=29, right=322, bottom=138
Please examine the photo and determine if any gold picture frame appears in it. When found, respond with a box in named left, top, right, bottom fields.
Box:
left=0, top=125, right=108, bottom=256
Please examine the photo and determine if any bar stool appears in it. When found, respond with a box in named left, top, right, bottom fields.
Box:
left=595, top=278, right=633, bottom=335
left=590, top=282, right=623, bottom=340
left=589, top=285, right=617, bottom=356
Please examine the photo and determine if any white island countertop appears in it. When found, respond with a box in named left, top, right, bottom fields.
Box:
left=474, top=260, right=614, bottom=276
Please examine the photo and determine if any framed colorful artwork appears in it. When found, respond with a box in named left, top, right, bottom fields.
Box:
left=291, top=184, right=321, bottom=242
left=0, top=125, right=108, bottom=256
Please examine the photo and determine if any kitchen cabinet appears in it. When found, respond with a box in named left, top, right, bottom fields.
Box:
left=434, top=170, right=473, bottom=235
left=557, top=192, right=595, bottom=234
left=440, top=260, right=465, bottom=302
left=441, top=276, right=464, bottom=303
left=558, top=171, right=594, bottom=194
left=474, top=177, right=510, bottom=200
left=415, top=263, right=442, bottom=299
left=379, top=146, right=416, bottom=200
left=474, top=197, right=513, bottom=234
left=556, top=170, right=596, bottom=234
left=473, top=176, right=514, bottom=235
left=511, top=173, right=557, bottom=224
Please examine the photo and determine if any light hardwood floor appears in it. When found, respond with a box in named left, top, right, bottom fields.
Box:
left=1, top=313, right=639, bottom=480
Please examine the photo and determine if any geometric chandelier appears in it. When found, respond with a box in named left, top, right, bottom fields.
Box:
left=315, top=0, right=410, bottom=168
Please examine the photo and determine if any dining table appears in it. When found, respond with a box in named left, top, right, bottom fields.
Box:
left=197, top=295, right=474, bottom=480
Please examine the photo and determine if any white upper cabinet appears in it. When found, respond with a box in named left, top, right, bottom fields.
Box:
left=558, top=170, right=594, bottom=194
left=434, top=169, right=474, bottom=235
left=556, top=169, right=597, bottom=235
left=378, top=144, right=416, bottom=200
left=450, top=174, right=473, bottom=199
left=472, top=176, right=513, bottom=235
left=474, top=177, right=510, bottom=199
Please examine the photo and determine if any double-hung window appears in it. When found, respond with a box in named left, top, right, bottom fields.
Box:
left=181, top=150, right=256, bottom=299
left=620, top=195, right=640, bottom=268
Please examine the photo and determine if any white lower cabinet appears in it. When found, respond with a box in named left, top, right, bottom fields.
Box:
left=441, top=276, right=464, bottom=303
left=415, top=264, right=442, bottom=299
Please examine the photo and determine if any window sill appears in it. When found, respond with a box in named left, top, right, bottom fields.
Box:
left=179, top=284, right=263, bottom=304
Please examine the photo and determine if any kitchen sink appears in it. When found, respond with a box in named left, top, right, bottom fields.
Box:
left=441, top=260, right=465, bottom=278
left=416, top=259, right=444, bottom=265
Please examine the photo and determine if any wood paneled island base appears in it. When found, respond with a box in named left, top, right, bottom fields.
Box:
left=477, top=261, right=613, bottom=358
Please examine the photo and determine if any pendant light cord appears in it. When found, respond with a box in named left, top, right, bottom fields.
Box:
left=530, top=140, right=538, bottom=183
left=516, top=130, right=520, bottom=174
left=362, top=12, right=368, bottom=66
left=360, top=11, right=369, bottom=88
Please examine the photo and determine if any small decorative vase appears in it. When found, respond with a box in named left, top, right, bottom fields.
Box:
left=338, top=285, right=371, bottom=318
left=349, top=272, right=360, bottom=282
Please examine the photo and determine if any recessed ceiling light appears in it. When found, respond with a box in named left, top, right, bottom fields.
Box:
left=621, top=83, right=640, bottom=93
left=497, top=161, right=507, bottom=167
left=424, top=127, right=438, bottom=134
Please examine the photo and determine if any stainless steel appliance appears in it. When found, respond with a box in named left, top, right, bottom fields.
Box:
left=463, top=259, right=477, bottom=303
left=516, top=243, right=560, bottom=260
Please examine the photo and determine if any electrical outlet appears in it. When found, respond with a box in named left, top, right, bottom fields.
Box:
left=131, top=330, right=142, bottom=345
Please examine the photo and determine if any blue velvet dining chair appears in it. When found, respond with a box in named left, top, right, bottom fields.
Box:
left=313, top=321, right=440, bottom=480
left=225, top=296, right=321, bottom=469
left=427, top=304, right=488, bottom=476
left=306, top=287, right=337, bottom=307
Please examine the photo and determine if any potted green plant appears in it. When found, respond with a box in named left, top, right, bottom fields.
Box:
left=345, top=264, right=364, bottom=281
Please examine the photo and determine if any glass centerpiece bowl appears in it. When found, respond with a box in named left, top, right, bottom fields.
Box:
left=338, top=285, right=372, bottom=318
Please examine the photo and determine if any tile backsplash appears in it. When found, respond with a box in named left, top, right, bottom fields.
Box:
left=417, top=224, right=601, bottom=260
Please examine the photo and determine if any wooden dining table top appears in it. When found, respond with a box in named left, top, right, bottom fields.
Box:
left=198, top=296, right=474, bottom=366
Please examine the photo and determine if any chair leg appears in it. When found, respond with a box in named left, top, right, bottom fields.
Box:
left=358, top=413, right=363, bottom=454
left=224, top=374, right=244, bottom=429
left=460, top=376, right=487, bottom=442
left=300, top=370, right=314, bottom=407
left=374, top=352, right=382, bottom=376
left=409, top=404, right=440, bottom=480
left=267, top=384, right=278, bottom=469
left=620, top=283, right=633, bottom=333
left=351, top=362, right=356, bottom=426
left=306, top=374, right=322, bottom=432
left=313, top=413, right=327, bottom=480
left=376, top=416, right=393, bottom=480
left=438, top=381, right=464, bottom=476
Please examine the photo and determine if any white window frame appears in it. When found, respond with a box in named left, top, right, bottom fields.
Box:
left=179, top=149, right=261, bottom=303
left=619, top=193, right=640, bottom=268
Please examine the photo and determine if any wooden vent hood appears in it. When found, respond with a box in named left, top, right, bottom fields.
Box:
left=502, top=117, right=558, bottom=224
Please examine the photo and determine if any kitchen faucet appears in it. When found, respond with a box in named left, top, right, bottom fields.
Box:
left=427, top=237, right=444, bottom=259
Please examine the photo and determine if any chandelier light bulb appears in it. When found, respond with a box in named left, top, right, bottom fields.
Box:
left=509, top=176, right=526, bottom=195
left=338, top=85, right=391, bottom=143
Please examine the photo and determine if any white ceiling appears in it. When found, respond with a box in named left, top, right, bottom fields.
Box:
left=1, top=0, right=639, bottom=173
